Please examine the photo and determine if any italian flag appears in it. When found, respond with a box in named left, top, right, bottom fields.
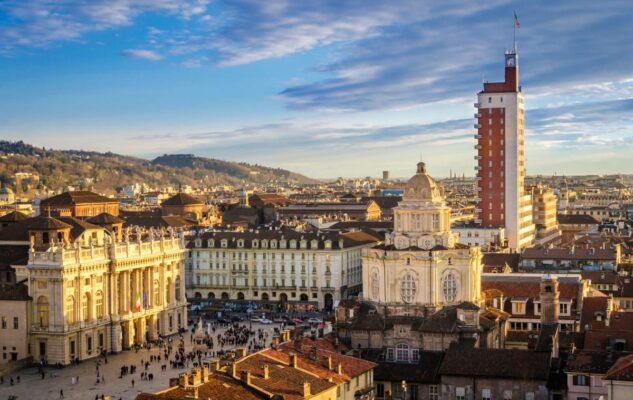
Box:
left=514, top=12, right=521, bottom=28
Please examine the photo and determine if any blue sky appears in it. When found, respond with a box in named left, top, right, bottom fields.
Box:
left=1, top=0, right=633, bottom=179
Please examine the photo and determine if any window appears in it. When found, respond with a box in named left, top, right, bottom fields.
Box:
left=386, top=348, right=394, bottom=361
left=400, top=274, right=417, bottom=304
left=482, top=388, right=491, bottom=400
left=82, top=293, right=91, bottom=322
left=13, top=317, right=18, bottom=329
left=512, top=301, right=526, bottom=315
left=396, top=343, right=409, bottom=362
left=442, top=273, right=458, bottom=302
left=37, top=296, right=49, bottom=327
left=65, top=296, right=76, bottom=325
left=503, top=390, right=512, bottom=400
left=573, top=375, right=589, bottom=386
left=412, top=348, right=419, bottom=362
left=95, top=291, right=104, bottom=319
left=429, top=385, right=438, bottom=400
left=1, top=317, right=5, bottom=329
left=560, top=303, right=570, bottom=315
left=377, top=383, right=385, bottom=399
left=456, top=387, right=465, bottom=400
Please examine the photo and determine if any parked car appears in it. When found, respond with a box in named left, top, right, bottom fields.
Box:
left=272, top=317, right=285, bottom=323
left=260, top=318, right=273, bottom=325
left=250, top=316, right=263, bottom=323
left=231, top=315, right=244, bottom=322
left=307, top=317, right=322, bottom=324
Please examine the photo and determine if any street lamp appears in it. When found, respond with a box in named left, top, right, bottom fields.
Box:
left=401, top=380, right=407, bottom=400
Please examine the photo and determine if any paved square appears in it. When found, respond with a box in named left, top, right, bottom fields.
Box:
left=0, top=321, right=281, bottom=400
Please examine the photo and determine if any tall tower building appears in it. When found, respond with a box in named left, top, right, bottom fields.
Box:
left=474, top=49, right=535, bottom=251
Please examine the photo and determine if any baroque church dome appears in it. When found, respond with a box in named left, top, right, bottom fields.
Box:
left=404, top=162, right=443, bottom=202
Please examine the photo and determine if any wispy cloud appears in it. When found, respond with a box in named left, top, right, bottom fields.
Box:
left=122, top=49, right=163, bottom=61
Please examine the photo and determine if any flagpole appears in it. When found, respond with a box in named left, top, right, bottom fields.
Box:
left=513, top=12, right=516, bottom=50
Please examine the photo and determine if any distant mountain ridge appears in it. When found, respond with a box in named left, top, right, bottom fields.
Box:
left=0, top=141, right=317, bottom=194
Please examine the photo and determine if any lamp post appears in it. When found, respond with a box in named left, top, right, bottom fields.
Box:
left=401, top=380, right=407, bottom=400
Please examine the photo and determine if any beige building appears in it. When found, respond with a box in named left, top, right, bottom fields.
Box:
left=187, top=230, right=379, bottom=310
left=530, top=185, right=562, bottom=246
left=0, top=280, right=31, bottom=364
left=362, top=162, right=483, bottom=314
left=0, top=214, right=187, bottom=365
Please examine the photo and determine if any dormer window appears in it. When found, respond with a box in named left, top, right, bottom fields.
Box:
left=511, top=298, right=528, bottom=315
left=290, top=240, right=296, bottom=249
left=237, top=239, right=244, bottom=248
left=270, top=240, right=277, bottom=249
left=252, top=240, right=259, bottom=248
left=195, top=239, right=202, bottom=248
left=559, top=301, right=572, bottom=316
left=261, top=240, right=268, bottom=249
left=280, top=240, right=286, bottom=249
left=207, top=239, right=214, bottom=248
left=221, top=239, right=228, bottom=248
left=324, top=240, right=331, bottom=249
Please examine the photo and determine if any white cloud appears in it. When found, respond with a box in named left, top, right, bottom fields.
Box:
left=122, top=49, right=163, bottom=61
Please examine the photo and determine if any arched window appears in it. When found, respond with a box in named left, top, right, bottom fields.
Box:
left=95, top=291, right=104, bottom=319
left=175, top=276, right=181, bottom=302
left=400, top=274, right=417, bottom=304
left=65, top=296, right=76, bottom=325
left=442, top=273, right=458, bottom=303
left=396, top=343, right=409, bottom=362
left=37, top=296, right=49, bottom=328
left=82, top=293, right=91, bottom=322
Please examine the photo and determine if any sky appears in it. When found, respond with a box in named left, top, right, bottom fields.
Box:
left=1, top=0, right=633, bottom=179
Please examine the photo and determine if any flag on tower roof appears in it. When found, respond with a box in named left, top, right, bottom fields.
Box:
left=514, top=11, right=521, bottom=28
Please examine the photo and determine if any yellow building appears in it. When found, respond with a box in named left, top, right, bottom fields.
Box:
left=2, top=214, right=187, bottom=365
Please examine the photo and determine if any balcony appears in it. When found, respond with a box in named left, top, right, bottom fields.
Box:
left=475, top=208, right=482, bottom=213
left=474, top=219, right=482, bottom=224
left=474, top=144, right=481, bottom=149
left=474, top=102, right=481, bottom=108
left=474, top=134, right=481, bottom=139
left=475, top=176, right=482, bottom=181
left=474, top=124, right=481, bottom=129
left=474, top=155, right=482, bottom=160
left=474, top=166, right=482, bottom=171
left=321, top=286, right=336, bottom=292
left=474, top=113, right=481, bottom=118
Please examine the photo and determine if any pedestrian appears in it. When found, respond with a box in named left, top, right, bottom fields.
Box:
left=60, top=388, right=64, bottom=398
left=132, top=379, right=135, bottom=387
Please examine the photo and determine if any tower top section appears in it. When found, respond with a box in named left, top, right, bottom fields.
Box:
left=404, top=161, right=443, bottom=203
left=481, top=49, right=519, bottom=94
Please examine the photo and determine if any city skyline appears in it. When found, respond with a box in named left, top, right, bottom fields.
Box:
left=1, top=1, right=633, bottom=178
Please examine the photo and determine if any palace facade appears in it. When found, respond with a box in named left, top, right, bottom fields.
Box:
left=1, top=214, right=187, bottom=365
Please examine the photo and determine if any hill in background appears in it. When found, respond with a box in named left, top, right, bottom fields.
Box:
left=0, top=141, right=316, bottom=195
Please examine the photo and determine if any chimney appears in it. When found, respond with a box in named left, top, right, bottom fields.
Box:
left=327, top=355, right=333, bottom=370
left=310, top=346, right=318, bottom=361
left=240, top=370, right=251, bottom=386
left=337, top=363, right=343, bottom=375
left=211, top=360, right=221, bottom=371
left=231, top=363, right=238, bottom=378
left=179, top=373, right=190, bottom=388
left=291, top=353, right=298, bottom=368
left=262, top=364, right=269, bottom=379
left=236, top=348, right=247, bottom=358
left=202, top=364, right=210, bottom=383
left=272, top=336, right=280, bottom=349
left=303, top=381, right=311, bottom=397
left=540, top=275, right=560, bottom=326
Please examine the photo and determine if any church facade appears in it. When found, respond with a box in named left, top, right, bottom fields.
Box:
left=362, top=162, right=483, bottom=315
